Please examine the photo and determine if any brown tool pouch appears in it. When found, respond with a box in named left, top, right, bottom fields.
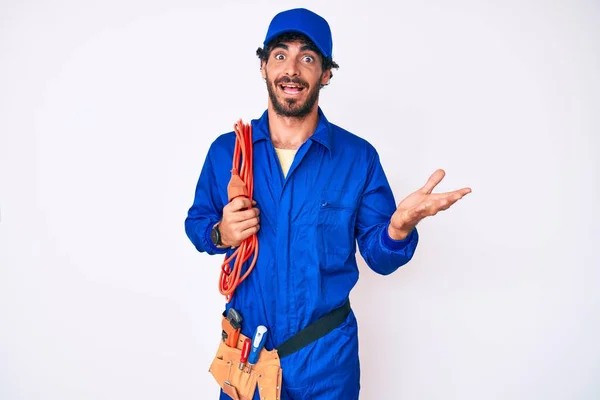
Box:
left=209, top=324, right=282, bottom=400
left=209, top=300, right=351, bottom=399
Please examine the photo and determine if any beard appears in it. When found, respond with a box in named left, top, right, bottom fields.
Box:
left=266, top=74, right=321, bottom=119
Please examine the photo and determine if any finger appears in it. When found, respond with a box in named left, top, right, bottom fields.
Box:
left=230, top=207, right=260, bottom=222
left=430, top=194, right=466, bottom=213
left=436, top=198, right=455, bottom=212
left=434, top=187, right=472, bottom=200
left=239, top=224, right=260, bottom=241
left=459, top=187, right=472, bottom=196
left=445, top=187, right=472, bottom=197
left=237, top=216, right=260, bottom=231
left=227, top=197, right=253, bottom=212
left=443, top=190, right=471, bottom=209
left=420, top=169, right=445, bottom=194
left=406, top=191, right=466, bottom=223
left=224, top=200, right=255, bottom=221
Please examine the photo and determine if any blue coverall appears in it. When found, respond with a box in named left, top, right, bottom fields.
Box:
left=185, top=107, right=419, bottom=399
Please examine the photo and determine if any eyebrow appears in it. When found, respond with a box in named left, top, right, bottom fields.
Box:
left=271, top=43, right=319, bottom=54
left=300, top=44, right=318, bottom=53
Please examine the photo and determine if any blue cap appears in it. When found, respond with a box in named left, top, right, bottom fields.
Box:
left=263, top=8, right=333, bottom=59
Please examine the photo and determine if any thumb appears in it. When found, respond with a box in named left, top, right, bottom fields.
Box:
left=421, top=169, right=445, bottom=194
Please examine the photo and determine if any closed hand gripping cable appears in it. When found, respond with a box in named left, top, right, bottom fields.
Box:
left=218, top=120, right=259, bottom=302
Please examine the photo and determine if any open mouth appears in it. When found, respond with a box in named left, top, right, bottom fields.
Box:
left=279, top=83, right=305, bottom=95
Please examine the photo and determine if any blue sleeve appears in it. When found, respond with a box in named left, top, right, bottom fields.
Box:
left=184, top=144, right=229, bottom=255
left=355, top=150, right=419, bottom=275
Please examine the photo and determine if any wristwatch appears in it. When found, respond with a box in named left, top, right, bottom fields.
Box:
left=210, top=223, right=223, bottom=247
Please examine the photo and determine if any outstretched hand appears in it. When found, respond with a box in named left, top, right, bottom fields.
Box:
left=388, top=169, right=471, bottom=240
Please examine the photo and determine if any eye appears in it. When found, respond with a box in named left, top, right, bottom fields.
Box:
left=302, top=55, right=315, bottom=63
left=274, top=53, right=285, bottom=61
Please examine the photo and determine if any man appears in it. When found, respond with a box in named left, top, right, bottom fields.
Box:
left=185, top=8, right=471, bottom=400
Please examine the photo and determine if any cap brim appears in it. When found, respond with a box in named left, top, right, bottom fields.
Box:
left=264, top=28, right=330, bottom=59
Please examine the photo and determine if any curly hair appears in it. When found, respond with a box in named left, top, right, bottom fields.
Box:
left=256, top=32, right=340, bottom=83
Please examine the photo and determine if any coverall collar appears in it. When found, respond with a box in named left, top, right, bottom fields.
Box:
left=252, top=107, right=333, bottom=154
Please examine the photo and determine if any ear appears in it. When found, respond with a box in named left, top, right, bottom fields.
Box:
left=260, top=61, right=267, bottom=80
left=320, top=69, right=332, bottom=86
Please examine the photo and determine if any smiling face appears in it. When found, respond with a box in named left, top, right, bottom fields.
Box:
left=261, top=39, right=331, bottom=118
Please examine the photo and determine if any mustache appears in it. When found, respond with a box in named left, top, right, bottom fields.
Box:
left=274, top=76, right=309, bottom=88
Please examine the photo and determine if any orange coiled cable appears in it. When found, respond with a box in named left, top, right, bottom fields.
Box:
left=218, top=120, right=259, bottom=302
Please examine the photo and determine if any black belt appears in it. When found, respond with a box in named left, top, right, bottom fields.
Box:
left=276, top=300, right=351, bottom=359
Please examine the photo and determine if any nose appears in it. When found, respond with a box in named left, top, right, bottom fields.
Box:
left=283, top=58, right=300, bottom=77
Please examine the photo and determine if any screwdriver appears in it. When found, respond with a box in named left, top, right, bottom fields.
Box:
left=247, top=325, right=268, bottom=373
left=239, top=338, right=251, bottom=370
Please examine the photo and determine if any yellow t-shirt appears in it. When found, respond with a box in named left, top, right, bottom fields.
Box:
left=275, top=148, right=297, bottom=178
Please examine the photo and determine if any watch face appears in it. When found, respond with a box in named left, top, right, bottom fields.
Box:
left=211, top=226, right=220, bottom=245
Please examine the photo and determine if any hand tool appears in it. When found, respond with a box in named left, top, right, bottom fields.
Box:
left=227, top=308, right=243, bottom=329
left=222, top=308, right=243, bottom=347
left=239, top=338, right=251, bottom=370
left=247, top=325, right=268, bottom=372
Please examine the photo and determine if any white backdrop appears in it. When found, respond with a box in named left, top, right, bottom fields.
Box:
left=1, top=0, right=599, bottom=399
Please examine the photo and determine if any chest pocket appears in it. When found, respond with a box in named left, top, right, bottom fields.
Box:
left=317, top=189, right=357, bottom=256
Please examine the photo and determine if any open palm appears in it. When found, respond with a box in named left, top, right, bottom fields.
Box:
left=389, top=169, right=471, bottom=238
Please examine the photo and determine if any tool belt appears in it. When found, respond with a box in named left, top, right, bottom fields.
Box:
left=209, top=300, right=351, bottom=400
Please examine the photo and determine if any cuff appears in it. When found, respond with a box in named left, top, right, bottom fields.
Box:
left=204, top=220, right=229, bottom=254
left=381, top=223, right=416, bottom=251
